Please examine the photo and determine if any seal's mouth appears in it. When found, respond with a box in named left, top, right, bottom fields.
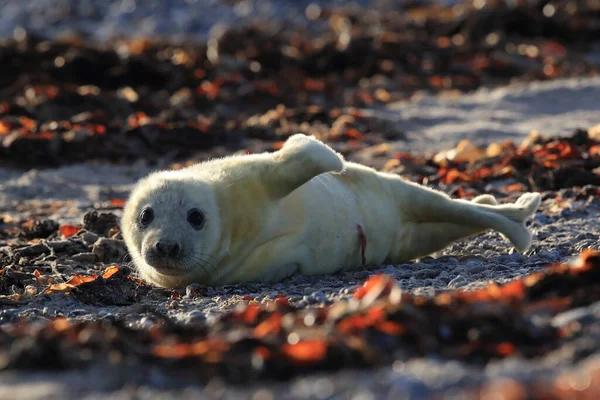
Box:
left=150, top=264, right=185, bottom=276
left=137, top=252, right=219, bottom=287
left=144, top=254, right=216, bottom=280
left=143, top=253, right=186, bottom=275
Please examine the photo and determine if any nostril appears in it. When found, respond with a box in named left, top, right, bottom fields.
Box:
left=169, top=242, right=181, bottom=257
left=155, top=242, right=167, bottom=257
left=155, top=241, right=180, bottom=258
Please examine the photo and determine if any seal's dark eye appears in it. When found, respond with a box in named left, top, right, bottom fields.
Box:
left=139, top=207, right=154, bottom=227
left=187, top=208, right=205, bottom=230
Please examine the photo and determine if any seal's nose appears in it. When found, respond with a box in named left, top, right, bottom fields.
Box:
left=154, top=241, right=181, bottom=258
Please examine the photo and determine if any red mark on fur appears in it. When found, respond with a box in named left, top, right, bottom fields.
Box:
left=357, top=224, right=367, bottom=266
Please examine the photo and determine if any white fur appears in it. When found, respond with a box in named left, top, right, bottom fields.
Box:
left=121, top=134, right=541, bottom=288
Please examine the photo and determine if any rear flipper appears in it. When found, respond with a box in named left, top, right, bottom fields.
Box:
left=390, top=178, right=541, bottom=260
left=471, top=194, right=498, bottom=205
left=493, top=192, right=541, bottom=251
left=457, top=192, right=540, bottom=250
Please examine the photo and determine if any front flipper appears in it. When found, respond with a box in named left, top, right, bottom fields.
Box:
left=265, top=134, right=345, bottom=199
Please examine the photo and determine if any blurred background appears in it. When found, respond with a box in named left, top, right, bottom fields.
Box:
left=0, top=0, right=598, bottom=170
left=0, top=0, right=377, bottom=40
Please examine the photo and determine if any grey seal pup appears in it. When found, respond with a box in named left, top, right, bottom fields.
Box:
left=121, top=134, right=541, bottom=288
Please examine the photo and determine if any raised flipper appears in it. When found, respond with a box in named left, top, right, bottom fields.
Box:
left=219, top=134, right=345, bottom=200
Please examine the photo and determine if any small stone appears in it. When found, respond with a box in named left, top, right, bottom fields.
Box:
left=459, top=255, right=486, bottom=262
left=547, top=251, right=560, bottom=260
left=435, top=276, right=451, bottom=284
left=536, top=232, right=549, bottom=240
left=92, top=238, right=128, bottom=263
left=414, top=268, right=439, bottom=279
left=311, top=291, right=328, bottom=303
left=185, top=283, right=204, bottom=298
left=71, top=252, right=97, bottom=264
left=511, top=253, right=527, bottom=262
left=81, top=231, right=100, bottom=246
left=576, top=232, right=598, bottom=241
left=303, top=286, right=315, bottom=295
left=69, top=309, right=89, bottom=317
left=467, top=263, right=486, bottom=274
left=535, top=251, right=552, bottom=259
left=551, top=306, right=594, bottom=327
left=435, top=256, right=458, bottom=263
left=448, top=275, right=467, bottom=288
left=495, top=254, right=513, bottom=263
left=23, top=285, right=37, bottom=297
left=187, top=309, right=206, bottom=322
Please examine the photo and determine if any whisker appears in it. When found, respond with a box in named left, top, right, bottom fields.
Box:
left=187, top=256, right=213, bottom=274
left=188, top=252, right=218, bottom=269
left=125, top=251, right=220, bottom=285
left=127, top=253, right=146, bottom=270
left=187, top=254, right=218, bottom=276
left=196, top=252, right=220, bottom=263
left=185, top=259, right=208, bottom=278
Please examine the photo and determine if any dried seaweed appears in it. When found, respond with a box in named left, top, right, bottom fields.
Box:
left=0, top=251, right=598, bottom=390
left=0, top=0, right=599, bottom=167
left=385, top=128, right=600, bottom=193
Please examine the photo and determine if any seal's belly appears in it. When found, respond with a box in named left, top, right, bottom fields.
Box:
left=216, top=166, right=402, bottom=284
left=285, top=168, right=401, bottom=275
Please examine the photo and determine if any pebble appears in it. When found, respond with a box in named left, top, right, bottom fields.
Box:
left=185, top=283, right=204, bottom=298
left=518, top=269, right=531, bottom=275
left=413, top=268, right=439, bottom=279
left=310, top=291, right=328, bottom=303
left=459, top=255, right=486, bottom=262
left=533, top=214, right=554, bottom=225
left=419, top=279, right=434, bottom=287
left=68, top=309, right=90, bottom=317
left=551, top=306, right=595, bottom=327
left=535, top=251, right=553, bottom=260
left=448, top=275, right=467, bottom=288
left=81, top=231, right=100, bottom=246
left=71, top=252, right=97, bottom=264
left=466, top=263, right=486, bottom=274
left=576, top=233, right=598, bottom=241
left=139, top=316, right=155, bottom=329
left=435, top=256, right=459, bottom=264
left=303, top=286, right=316, bottom=295
left=496, top=254, right=521, bottom=263
left=536, top=232, right=549, bottom=240
left=505, top=262, right=522, bottom=269
left=395, top=270, right=415, bottom=279
left=186, top=309, right=206, bottom=322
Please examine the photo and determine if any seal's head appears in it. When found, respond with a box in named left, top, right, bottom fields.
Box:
left=121, top=170, right=226, bottom=288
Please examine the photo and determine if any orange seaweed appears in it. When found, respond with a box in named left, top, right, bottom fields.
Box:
left=282, top=339, right=328, bottom=363
left=60, top=225, right=79, bottom=238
